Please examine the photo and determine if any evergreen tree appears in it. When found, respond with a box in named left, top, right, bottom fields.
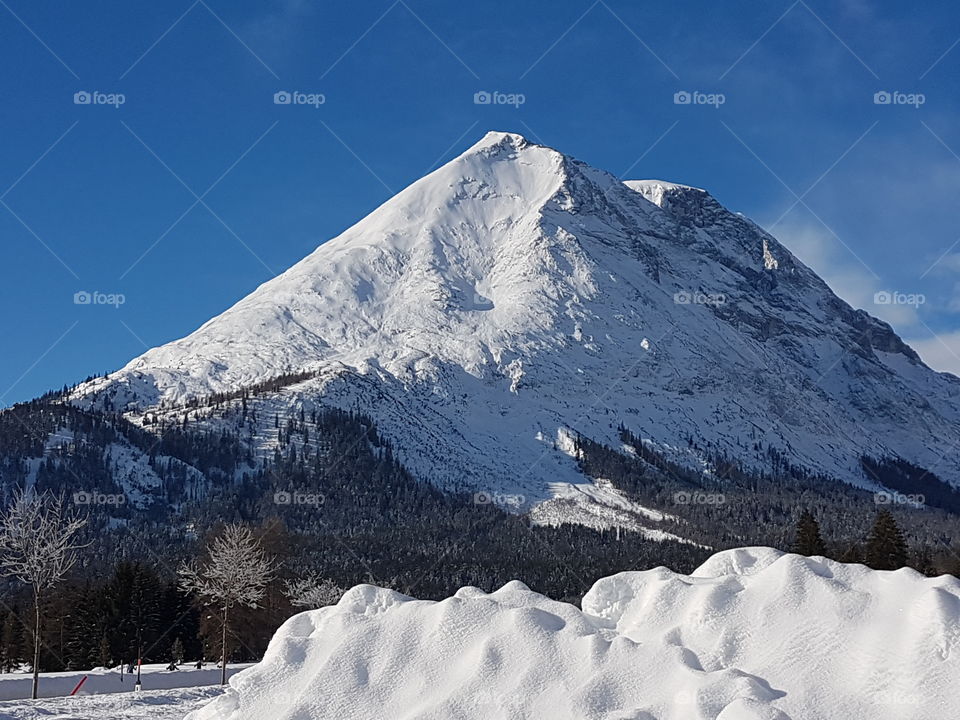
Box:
left=790, top=510, right=825, bottom=556
left=158, top=582, right=201, bottom=663
left=104, top=562, right=162, bottom=665
left=864, top=510, right=908, bottom=570
left=1, top=607, right=24, bottom=673
left=911, top=547, right=938, bottom=577
left=63, top=582, right=105, bottom=670
left=938, top=545, right=960, bottom=577
left=171, top=636, right=185, bottom=664
left=98, top=632, right=111, bottom=668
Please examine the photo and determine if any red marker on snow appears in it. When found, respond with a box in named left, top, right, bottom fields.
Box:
left=69, top=675, right=88, bottom=696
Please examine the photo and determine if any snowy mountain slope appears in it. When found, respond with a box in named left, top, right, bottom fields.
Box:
left=73, top=130, right=960, bottom=509
left=187, top=548, right=960, bottom=720
left=14, top=423, right=207, bottom=511
left=529, top=475, right=694, bottom=542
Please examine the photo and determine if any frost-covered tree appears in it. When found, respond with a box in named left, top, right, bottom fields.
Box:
left=0, top=489, right=87, bottom=699
left=284, top=575, right=344, bottom=609
left=178, top=524, right=274, bottom=685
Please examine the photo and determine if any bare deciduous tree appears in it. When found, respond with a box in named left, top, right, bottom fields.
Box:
left=178, top=524, right=274, bottom=685
left=283, top=575, right=344, bottom=609
left=0, top=489, right=87, bottom=699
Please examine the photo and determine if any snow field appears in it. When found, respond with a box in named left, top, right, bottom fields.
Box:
left=0, top=685, right=224, bottom=720
left=0, top=663, right=251, bottom=701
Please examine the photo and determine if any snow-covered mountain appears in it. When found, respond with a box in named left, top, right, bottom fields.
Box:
left=74, top=130, right=960, bottom=514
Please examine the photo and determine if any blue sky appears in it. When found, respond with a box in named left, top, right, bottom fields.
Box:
left=2, top=0, right=960, bottom=406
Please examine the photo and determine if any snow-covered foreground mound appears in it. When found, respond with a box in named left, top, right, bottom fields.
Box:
left=189, top=548, right=960, bottom=720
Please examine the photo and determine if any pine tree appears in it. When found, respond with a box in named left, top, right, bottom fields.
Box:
left=939, top=545, right=960, bottom=577
left=98, top=632, right=111, bottom=668
left=790, top=510, right=825, bottom=556
left=911, top=547, right=938, bottom=577
left=864, top=510, right=908, bottom=570
left=104, top=562, right=162, bottom=666
left=0, top=608, right=24, bottom=673
left=171, top=636, right=185, bottom=664
left=63, top=582, right=105, bottom=670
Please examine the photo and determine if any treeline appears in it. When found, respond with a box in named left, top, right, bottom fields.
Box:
left=790, top=508, right=938, bottom=574
left=0, top=523, right=328, bottom=675
left=573, top=426, right=960, bottom=575
left=861, top=455, right=960, bottom=513
left=0, top=562, right=200, bottom=672
left=180, top=369, right=320, bottom=410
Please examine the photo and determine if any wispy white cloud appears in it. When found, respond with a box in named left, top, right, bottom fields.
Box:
left=770, top=218, right=921, bottom=328
left=768, top=217, right=960, bottom=376
left=901, top=330, right=960, bottom=376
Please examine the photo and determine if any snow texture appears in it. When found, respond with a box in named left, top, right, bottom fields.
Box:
left=186, top=547, right=960, bottom=720
left=0, top=663, right=251, bottom=701
left=0, top=686, right=225, bottom=720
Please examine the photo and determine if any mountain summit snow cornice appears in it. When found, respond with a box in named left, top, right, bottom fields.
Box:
left=73, top=131, right=960, bottom=499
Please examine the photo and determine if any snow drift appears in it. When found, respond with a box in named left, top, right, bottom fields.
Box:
left=187, top=548, right=959, bottom=720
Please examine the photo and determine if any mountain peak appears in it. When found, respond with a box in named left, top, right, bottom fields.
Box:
left=468, top=130, right=532, bottom=153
